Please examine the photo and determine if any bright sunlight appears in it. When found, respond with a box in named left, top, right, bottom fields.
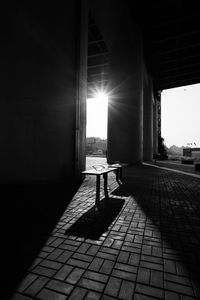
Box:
left=86, top=92, right=108, bottom=138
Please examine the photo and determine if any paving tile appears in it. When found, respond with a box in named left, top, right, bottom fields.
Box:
left=164, top=259, right=177, bottom=274
left=65, top=267, right=85, bottom=284
left=165, top=273, right=191, bottom=286
left=84, top=291, right=101, bottom=299
left=17, top=273, right=38, bottom=292
left=87, top=245, right=100, bottom=256
left=152, top=246, right=162, bottom=258
left=100, top=247, right=119, bottom=256
left=140, top=261, right=163, bottom=272
left=67, top=258, right=90, bottom=269
left=112, top=240, right=123, bottom=249
left=77, top=243, right=91, bottom=254
left=134, top=293, right=158, bottom=299
left=119, top=280, right=135, bottom=300
left=101, top=295, right=116, bottom=300
left=141, top=254, right=163, bottom=265
left=181, top=295, right=196, bottom=300
left=54, top=265, right=73, bottom=281
left=37, top=288, right=67, bottom=300
left=100, top=260, right=115, bottom=275
left=115, top=262, right=137, bottom=273
left=117, top=251, right=130, bottom=263
left=24, top=276, right=49, bottom=297
left=88, top=257, right=104, bottom=272
left=112, top=269, right=136, bottom=281
left=50, top=238, right=64, bottom=247
left=142, top=245, right=152, bottom=256
left=78, top=278, right=105, bottom=292
left=96, top=251, right=117, bottom=261
left=56, top=250, right=73, bottom=263
left=165, top=291, right=180, bottom=300
left=150, top=270, right=163, bottom=288
left=128, top=253, right=140, bottom=266
left=84, top=270, right=108, bottom=283
left=47, top=248, right=64, bottom=260
left=47, top=279, right=74, bottom=295
left=103, top=238, right=114, bottom=247
left=122, top=246, right=141, bottom=254
left=135, top=283, right=164, bottom=299
left=32, top=266, right=56, bottom=277
left=11, top=293, right=34, bottom=300
left=72, top=253, right=93, bottom=262
left=39, top=259, right=62, bottom=270
left=137, top=268, right=150, bottom=285
left=42, top=246, right=55, bottom=253
left=104, top=276, right=121, bottom=297
left=68, top=287, right=87, bottom=300
left=165, top=281, right=194, bottom=297
left=29, top=258, right=43, bottom=270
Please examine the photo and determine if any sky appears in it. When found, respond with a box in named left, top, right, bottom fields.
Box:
left=86, top=84, right=200, bottom=147
left=161, top=83, right=200, bottom=148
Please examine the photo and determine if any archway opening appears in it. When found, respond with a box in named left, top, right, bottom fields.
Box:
left=86, top=91, right=108, bottom=169
left=161, top=83, right=200, bottom=161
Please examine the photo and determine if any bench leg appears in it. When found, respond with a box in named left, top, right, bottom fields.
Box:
left=95, top=175, right=101, bottom=209
left=120, top=167, right=123, bottom=181
left=103, top=173, right=109, bottom=198
left=116, top=168, right=122, bottom=184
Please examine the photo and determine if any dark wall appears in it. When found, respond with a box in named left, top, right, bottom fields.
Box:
left=1, top=3, right=80, bottom=183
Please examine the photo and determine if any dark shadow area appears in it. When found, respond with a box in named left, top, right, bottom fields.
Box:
left=112, top=165, right=200, bottom=291
left=1, top=181, right=81, bottom=299
left=65, top=197, right=125, bottom=240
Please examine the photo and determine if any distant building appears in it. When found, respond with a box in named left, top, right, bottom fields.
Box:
left=86, top=137, right=107, bottom=155
left=183, top=148, right=200, bottom=159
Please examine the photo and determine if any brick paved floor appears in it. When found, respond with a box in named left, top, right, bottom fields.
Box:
left=10, top=165, right=200, bottom=300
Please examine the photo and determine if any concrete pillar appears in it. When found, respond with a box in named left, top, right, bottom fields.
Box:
left=75, top=0, right=88, bottom=178
left=153, top=97, right=158, bottom=154
left=143, top=76, right=153, bottom=161
left=105, top=4, right=144, bottom=164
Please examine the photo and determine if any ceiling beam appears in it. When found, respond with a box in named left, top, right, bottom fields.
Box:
left=152, top=11, right=200, bottom=28
left=161, top=61, right=200, bottom=74
left=159, top=43, right=200, bottom=55
left=161, top=53, right=200, bottom=64
left=152, top=29, right=200, bottom=44
left=88, top=63, right=108, bottom=69
left=88, top=39, right=104, bottom=45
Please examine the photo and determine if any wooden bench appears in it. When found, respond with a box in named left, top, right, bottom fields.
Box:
left=82, top=167, right=117, bottom=210
left=82, top=162, right=128, bottom=210
left=107, top=162, right=128, bottom=183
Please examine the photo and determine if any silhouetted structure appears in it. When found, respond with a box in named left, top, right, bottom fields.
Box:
left=2, top=1, right=200, bottom=183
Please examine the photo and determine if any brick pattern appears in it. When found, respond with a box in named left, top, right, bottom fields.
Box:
left=11, top=166, right=200, bottom=299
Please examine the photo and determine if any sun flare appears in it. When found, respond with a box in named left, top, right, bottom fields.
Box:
left=86, top=92, right=108, bottom=138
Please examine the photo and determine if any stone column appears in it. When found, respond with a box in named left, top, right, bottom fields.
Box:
left=106, top=5, right=144, bottom=164
left=75, top=0, right=88, bottom=177
left=153, top=96, right=158, bottom=154
left=143, top=76, right=153, bottom=161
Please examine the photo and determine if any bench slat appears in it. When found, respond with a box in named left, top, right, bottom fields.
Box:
left=82, top=167, right=117, bottom=175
